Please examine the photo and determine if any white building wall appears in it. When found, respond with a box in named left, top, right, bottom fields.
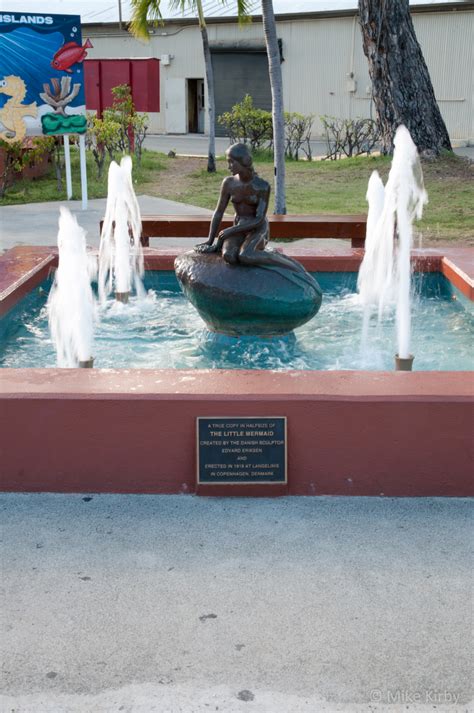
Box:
left=84, top=7, right=473, bottom=141
left=412, top=10, right=473, bottom=140
left=279, top=16, right=362, bottom=129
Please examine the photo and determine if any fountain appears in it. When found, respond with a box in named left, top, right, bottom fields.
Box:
left=47, top=206, right=95, bottom=368
left=98, top=156, right=144, bottom=304
left=47, top=157, right=146, bottom=369
left=0, top=146, right=472, bottom=497
left=358, top=126, right=428, bottom=370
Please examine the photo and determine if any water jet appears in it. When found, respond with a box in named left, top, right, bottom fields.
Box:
left=98, top=156, right=144, bottom=305
left=358, top=126, right=428, bottom=372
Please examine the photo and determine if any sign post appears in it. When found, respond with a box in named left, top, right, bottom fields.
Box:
left=79, top=133, right=88, bottom=210
left=63, top=134, right=72, bottom=199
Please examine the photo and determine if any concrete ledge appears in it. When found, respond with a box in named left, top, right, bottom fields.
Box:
left=1, top=369, right=473, bottom=496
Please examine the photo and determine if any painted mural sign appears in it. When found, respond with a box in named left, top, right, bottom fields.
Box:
left=0, top=12, right=91, bottom=142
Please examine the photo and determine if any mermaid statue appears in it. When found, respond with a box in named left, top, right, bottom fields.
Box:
left=174, top=143, right=322, bottom=337
left=196, top=143, right=310, bottom=279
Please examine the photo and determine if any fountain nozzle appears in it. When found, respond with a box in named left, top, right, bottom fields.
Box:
left=115, top=292, right=130, bottom=304
left=79, top=357, right=94, bottom=368
left=395, top=354, right=414, bottom=371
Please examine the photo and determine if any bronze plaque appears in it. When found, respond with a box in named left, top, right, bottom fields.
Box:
left=197, top=417, right=287, bottom=485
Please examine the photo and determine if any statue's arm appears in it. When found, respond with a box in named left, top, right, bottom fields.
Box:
left=203, top=180, right=231, bottom=246
left=255, top=186, right=270, bottom=226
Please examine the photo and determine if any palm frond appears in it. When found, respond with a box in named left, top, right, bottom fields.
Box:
left=169, top=0, right=196, bottom=11
left=215, top=0, right=253, bottom=26
left=130, top=0, right=254, bottom=37
left=129, top=0, right=164, bottom=40
left=236, top=0, right=255, bottom=23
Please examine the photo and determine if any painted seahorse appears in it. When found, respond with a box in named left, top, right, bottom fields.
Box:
left=0, top=75, right=37, bottom=143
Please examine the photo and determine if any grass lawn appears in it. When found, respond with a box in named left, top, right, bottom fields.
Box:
left=1, top=148, right=472, bottom=244
left=0, top=149, right=166, bottom=205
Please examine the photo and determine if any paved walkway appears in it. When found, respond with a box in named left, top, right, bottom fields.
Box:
left=144, top=133, right=328, bottom=158
left=0, top=195, right=212, bottom=252
left=1, top=146, right=472, bottom=713
left=0, top=195, right=347, bottom=254
left=144, top=133, right=474, bottom=160
left=0, top=494, right=472, bottom=712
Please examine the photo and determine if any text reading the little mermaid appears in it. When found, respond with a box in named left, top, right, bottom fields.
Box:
left=197, top=418, right=287, bottom=484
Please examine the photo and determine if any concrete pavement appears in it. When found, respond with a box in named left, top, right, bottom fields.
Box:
left=1, top=140, right=472, bottom=713
left=143, top=133, right=474, bottom=161
left=0, top=195, right=212, bottom=252
left=0, top=195, right=346, bottom=254
left=0, top=494, right=472, bottom=712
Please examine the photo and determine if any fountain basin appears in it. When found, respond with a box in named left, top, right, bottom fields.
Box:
left=1, top=269, right=472, bottom=371
left=0, top=244, right=472, bottom=497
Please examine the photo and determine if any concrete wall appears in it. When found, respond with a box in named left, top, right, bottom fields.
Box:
left=84, top=6, right=473, bottom=140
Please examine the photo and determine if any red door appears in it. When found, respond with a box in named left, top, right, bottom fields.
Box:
left=84, top=59, right=160, bottom=115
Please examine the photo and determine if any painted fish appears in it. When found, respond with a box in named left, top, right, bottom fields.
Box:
left=51, top=38, right=93, bottom=73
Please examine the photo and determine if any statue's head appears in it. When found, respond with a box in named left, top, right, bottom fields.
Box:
left=226, top=143, right=253, bottom=170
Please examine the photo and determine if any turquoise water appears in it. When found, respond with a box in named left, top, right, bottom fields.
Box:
left=1, top=272, right=472, bottom=371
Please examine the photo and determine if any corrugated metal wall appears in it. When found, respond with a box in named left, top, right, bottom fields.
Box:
left=412, top=10, right=473, bottom=140
left=84, top=8, right=473, bottom=140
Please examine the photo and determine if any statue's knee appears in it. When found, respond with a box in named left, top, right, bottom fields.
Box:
left=238, top=251, right=256, bottom=266
left=223, top=249, right=238, bottom=265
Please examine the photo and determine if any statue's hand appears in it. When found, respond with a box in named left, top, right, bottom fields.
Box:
left=195, top=242, right=218, bottom=254
left=217, top=228, right=233, bottom=241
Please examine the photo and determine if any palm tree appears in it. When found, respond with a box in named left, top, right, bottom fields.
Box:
left=261, top=0, right=285, bottom=213
left=130, top=0, right=252, bottom=173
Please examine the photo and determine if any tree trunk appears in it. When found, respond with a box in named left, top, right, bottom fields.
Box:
left=358, top=0, right=452, bottom=156
left=199, top=20, right=216, bottom=173
left=261, top=0, right=286, bottom=214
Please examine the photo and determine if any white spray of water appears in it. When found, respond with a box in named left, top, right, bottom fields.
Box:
left=358, top=125, right=428, bottom=359
left=358, top=170, right=385, bottom=348
left=48, top=207, right=95, bottom=367
left=98, top=155, right=144, bottom=302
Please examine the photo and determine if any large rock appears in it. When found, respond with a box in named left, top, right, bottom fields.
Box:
left=174, top=251, right=322, bottom=337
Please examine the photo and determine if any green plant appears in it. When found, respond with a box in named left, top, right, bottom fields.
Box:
left=86, top=112, right=121, bottom=179
left=321, top=116, right=380, bottom=159
left=284, top=112, right=314, bottom=160
left=218, top=96, right=315, bottom=161
left=218, top=95, right=273, bottom=152
left=0, top=136, right=54, bottom=198
left=0, top=147, right=166, bottom=205
left=103, top=84, right=149, bottom=163
left=132, top=112, right=148, bottom=164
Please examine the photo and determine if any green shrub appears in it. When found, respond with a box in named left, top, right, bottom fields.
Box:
left=104, top=84, right=149, bottom=163
left=86, top=113, right=121, bottom=179
left=218, top=95, right=273, bottom=152
left=321, top=116, right=380, bottom=159
left=0, top=136, right=54, bottom=198
left=284, top=112, right=314, bottom=160
left=86, top=84, right=149, bottom=177
left=218, top=95, right=315, bottom=160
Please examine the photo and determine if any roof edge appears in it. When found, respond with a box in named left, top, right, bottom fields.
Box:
left=82, top=2, right=473, bottom=29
